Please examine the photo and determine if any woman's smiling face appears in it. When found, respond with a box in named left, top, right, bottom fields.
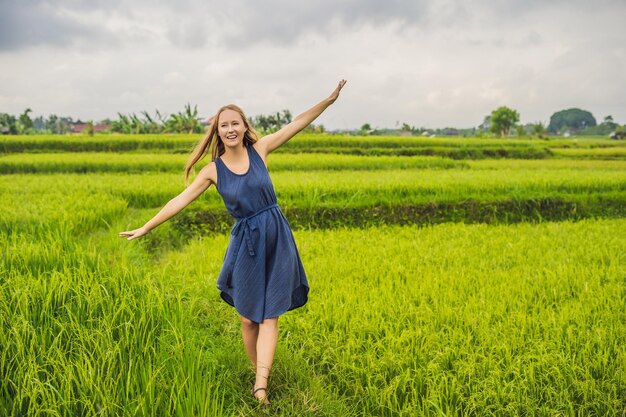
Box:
left=218, top=109, right=247, bottom=149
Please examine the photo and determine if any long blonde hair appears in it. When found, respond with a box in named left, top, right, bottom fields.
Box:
left=184, top=104, right=259, bottom=185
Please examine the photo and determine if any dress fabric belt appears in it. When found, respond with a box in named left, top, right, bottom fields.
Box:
left=224, top=203, right=279, bottom=288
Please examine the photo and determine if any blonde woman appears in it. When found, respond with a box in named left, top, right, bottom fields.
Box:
left=119, top=79, right=347, bottom=407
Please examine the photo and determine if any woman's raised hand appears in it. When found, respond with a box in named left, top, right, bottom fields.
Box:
left=328, top=79, right=347, bottom=104
left=118, top=226, right=149, bottom=241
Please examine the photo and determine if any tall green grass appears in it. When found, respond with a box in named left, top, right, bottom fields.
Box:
left=552, top=147, right=626, bottom=159
left=3, top=134, right=622, bottom=158
left=1, top=230, right=230, bottom=416
left=3, top=163, right=625, bottom=235
left=2, top=132, right=625, bottom=415
left=0, top=152, right=466, bottom=174
left=146, top=219, right=626, bottom=415
left=4, top=216, right=623, bottom=416
left=3, top=167, right=625, bottom=210
left=0, top=134, right=197, bottom=154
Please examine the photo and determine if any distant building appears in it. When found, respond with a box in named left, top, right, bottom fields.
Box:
left=70, top=121, right=111, bottom=134
left=439, top=128, right=460, bottom=136
left=199, top=117, right=212, bottom=128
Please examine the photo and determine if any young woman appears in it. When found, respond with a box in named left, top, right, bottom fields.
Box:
left=119, top=79, right=347, bottom=406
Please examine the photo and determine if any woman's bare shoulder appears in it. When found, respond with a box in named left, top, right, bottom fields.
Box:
left=198, top=160, right=218, bottom=185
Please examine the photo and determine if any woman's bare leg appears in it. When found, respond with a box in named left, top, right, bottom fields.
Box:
left=254, top=317, right=279, bottom=403
left=240, top=315, right=259, bottom=369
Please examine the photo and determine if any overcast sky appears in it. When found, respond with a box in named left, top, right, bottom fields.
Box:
left=1, top=0, right=624, bottom=130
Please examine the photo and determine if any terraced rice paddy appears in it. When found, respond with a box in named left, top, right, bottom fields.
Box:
left=1, top=134, right=625, bottom=416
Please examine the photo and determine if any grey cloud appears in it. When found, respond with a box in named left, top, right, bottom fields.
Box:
left=1, top=0, right=434, bottom=51
left=167, top=22, right=212, bottom=49
left=2, top=0, right=625, bottom=127
left=214, top=0, right=431, bottom=47
left=0, top=0, right=116, bottom=51
left=3, top=0, right=626, bottom=52
left=206, top=0, right=623, bottom=48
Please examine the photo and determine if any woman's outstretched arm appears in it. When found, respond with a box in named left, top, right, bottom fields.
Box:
left=118, top=162, right=217, bottom=240
left=256, top=79, right=346, bottom=157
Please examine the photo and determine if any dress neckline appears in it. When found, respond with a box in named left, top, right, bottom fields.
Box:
left=220, top=145, right=251, bottom=177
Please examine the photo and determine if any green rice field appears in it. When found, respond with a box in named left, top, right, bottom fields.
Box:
left=1, top=134, right=625, bottom=416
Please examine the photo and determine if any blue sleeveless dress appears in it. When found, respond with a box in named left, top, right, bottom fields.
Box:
left=214, top=144, right=309, bottom=324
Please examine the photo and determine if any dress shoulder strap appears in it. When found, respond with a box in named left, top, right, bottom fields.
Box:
left=248, top=143, right=266, bottom=166
left=214, top=156, right=224, bottom=171
left=213, top=156, right=227, bottom=190
left=248, top=143, right=258, bottom=158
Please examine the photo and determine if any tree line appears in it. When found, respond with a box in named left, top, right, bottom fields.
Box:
left=0, top=104, right=205, bottom=135
left=0, top=107, right=322, bottom=136
left=2, top=105, right=623, bottom=138
left=480, top=107, right=625, bottom=138
left=357, top=107, right=624, bottom=138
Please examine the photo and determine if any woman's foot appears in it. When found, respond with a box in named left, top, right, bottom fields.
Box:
left=252, top=386, right=270, bottom=407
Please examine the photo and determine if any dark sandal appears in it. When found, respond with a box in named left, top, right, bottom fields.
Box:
left=252, top=387, right=270, bottom=407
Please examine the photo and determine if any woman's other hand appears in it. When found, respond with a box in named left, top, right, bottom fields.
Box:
left=119, top=226, right=149, bottom=241
left=328, top=79, right=347, bottom=104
